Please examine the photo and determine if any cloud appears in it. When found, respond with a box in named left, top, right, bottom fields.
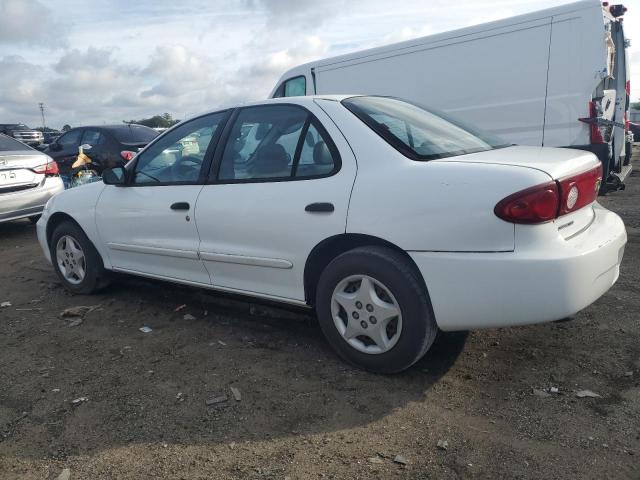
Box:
left=141, top=45, right=216, bottom=98
left=0, top=0, right=67, bottom=47
left=0, top=56, right=47, bottom=120
left=1, top=0, right=638, bottom=127
left=380, top=25, right=433, bottom=45
left=244, top=0, right=360, bottom=28
left=238, top=36, right=328, bottom=97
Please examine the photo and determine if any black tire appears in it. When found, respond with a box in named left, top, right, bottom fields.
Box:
left=50, top=221, right=110, bottom=294
left=315, top=246, right=438, bottom=374
left=28, top=215, right=41, bottom=224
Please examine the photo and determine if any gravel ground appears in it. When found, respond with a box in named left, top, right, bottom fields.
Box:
left=0, top=148, right=639, bottom=479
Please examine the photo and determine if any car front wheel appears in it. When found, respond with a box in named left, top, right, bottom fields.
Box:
left=50, top=221, right=109, bottom=294
left=316, top=246, right=437, bottom=373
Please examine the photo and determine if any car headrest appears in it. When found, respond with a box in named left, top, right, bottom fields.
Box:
left=313, top=141, right=332, bottom=165
left=254, top=143, right=289, bottom=174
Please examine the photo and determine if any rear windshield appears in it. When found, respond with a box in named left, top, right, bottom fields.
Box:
left=342, top=96, right=509, bottom=160
left=113, top=125, right=159, bottom=143
left=0, top=134, right=32, bottom=152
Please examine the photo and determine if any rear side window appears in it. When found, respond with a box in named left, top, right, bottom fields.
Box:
left=113, top=125, right=158, bottom=143
left=57, top=130, right=82, bottom=148
left=81, top=129, right=105, bottom=146
left=0, top=134, right=31, bottom=151
left=342, top=96, right=509, bottom=160
left=217, top=105, right=338, bottom=181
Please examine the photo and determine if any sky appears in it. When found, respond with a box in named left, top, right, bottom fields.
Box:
left=0, top=0, right=638, bottom=129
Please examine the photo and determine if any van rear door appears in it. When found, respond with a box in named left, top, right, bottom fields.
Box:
left=610, top=17, right=628, bottom=175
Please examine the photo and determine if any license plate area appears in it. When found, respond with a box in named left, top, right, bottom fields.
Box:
left=0, top=169, right=36, bottom=186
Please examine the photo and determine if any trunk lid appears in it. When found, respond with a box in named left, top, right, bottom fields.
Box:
left=436, top=145, right=602, bottom=239
left=0, top=151, right=48, bottom=192
left=434, top=145, right=600, bottom=180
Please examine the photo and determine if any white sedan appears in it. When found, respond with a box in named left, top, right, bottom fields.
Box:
left=36, top=96, right=627, bottom=373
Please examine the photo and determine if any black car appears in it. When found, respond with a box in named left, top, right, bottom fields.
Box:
left=630, top=122, right=640, bottom=139
left=45, top=124, right=159, bottom=176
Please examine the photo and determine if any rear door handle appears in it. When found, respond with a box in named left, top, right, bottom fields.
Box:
left=305, top=202, right=334, bottom=213
left=170, top=202, right=190, bottom=210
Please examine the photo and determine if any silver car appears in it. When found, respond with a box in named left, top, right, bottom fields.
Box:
left=0, top=134, right=64, bottom=223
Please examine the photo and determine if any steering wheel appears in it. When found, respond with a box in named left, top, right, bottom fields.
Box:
left=171, top=155, right=203, bottom=181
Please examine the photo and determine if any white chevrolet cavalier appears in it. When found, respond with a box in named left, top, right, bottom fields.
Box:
left=37, top=96, right=627, bottom=373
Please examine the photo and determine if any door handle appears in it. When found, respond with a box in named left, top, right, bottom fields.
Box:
left=305, top=202, right=334, bottom=213
left=170, top=202, right=190, bottom=210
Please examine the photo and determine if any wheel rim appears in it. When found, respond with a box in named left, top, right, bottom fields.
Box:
left=331, top=274, right=403, bottom=354
left=55, top=235, right=86, bottom=285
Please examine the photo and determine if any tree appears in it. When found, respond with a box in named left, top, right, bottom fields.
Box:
left=123, top=113, right=180, bottom=128
left=62, top=124, right=71, bottom=132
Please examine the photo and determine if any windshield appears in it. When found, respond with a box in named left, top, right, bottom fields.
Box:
left=113, top=125, right=159, bottom=143
left=342, top=96, right=509, bottom=160
left=0, top=134, right=32, bottom=152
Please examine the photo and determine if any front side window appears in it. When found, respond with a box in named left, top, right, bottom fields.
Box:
left=342, top=96, right=509, bottom=160
left=217, top=105, right=338, bottom=181
left=284, top=76, right=306, bottom=97
left=132, top=112, right=227, bottom=185
left=273, top=76, right=306, bottom=98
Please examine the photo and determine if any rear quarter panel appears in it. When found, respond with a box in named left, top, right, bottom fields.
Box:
left=317, top=100, right=552, bottom=252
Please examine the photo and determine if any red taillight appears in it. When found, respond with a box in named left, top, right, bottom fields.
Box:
left=495, top=165, right=603, bottom=224
left=494, top=182, right=559, bottom=224
left=557, top=165, right=602, bottom=216
left=120, top=150, right=135, bottom=162
left=627, top=80, right=631, bottom=96
left=32, top=160, right=59, bottom=175
left=588, top=101, right=605, bottom=144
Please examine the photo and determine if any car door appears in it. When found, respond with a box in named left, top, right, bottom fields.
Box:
left=48, top=129, right=83, bottom=177
left=95, top=111, right=230, bottom=283
left=195, top=102, right=357, bottom=302
left=79, top=129, right=107, bottom=172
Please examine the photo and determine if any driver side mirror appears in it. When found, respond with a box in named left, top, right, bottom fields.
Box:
left=102, top=166, right=126, bottom=186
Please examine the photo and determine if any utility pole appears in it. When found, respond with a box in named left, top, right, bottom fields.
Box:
left=39, top=103, right=46, bottom=131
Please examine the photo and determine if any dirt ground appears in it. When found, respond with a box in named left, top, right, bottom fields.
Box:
left=1, top=150, right=639, bottom=480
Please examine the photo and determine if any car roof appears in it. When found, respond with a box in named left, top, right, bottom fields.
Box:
left=180, top=95, right=360, bottom=123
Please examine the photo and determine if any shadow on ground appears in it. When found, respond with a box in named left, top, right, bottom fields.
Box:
left=0, top=234, right=468, bottom=460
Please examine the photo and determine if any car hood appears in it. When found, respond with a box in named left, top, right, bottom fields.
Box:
left=433, top=145, right=600, bottom=180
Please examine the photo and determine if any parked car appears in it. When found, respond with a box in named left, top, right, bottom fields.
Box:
left=630, top=122, right=640, bottom=140
left=0, top=123, right=44, bottom=146
left=36, top=96, right=627, bottom=373
left=271, top=1, right=631, bottom=189
left=44, top=124, right=158, bottom=177
left=0, top=134, right=64, bottom=223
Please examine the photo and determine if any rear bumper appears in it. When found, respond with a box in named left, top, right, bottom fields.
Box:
left=0, top=177, right=64, bottom=223
left=410, top=204, right=627, bottom=331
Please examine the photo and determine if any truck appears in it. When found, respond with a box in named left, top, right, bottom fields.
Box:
left=270, top=0, right=631, bottom=191
left=0, top=124, right=44, bottom=147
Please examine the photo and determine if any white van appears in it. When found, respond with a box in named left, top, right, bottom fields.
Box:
left=270, top=0, right=631, bottom=191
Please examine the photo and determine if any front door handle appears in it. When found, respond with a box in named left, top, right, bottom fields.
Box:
left=305, top=202, right=334, bottom=213
left=170, top=202, right=190, bottom=211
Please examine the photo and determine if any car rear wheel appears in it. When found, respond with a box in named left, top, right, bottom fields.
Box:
left=50, top=221, right=110, bottom=294
left=316, top=246, right=437, bottom=373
